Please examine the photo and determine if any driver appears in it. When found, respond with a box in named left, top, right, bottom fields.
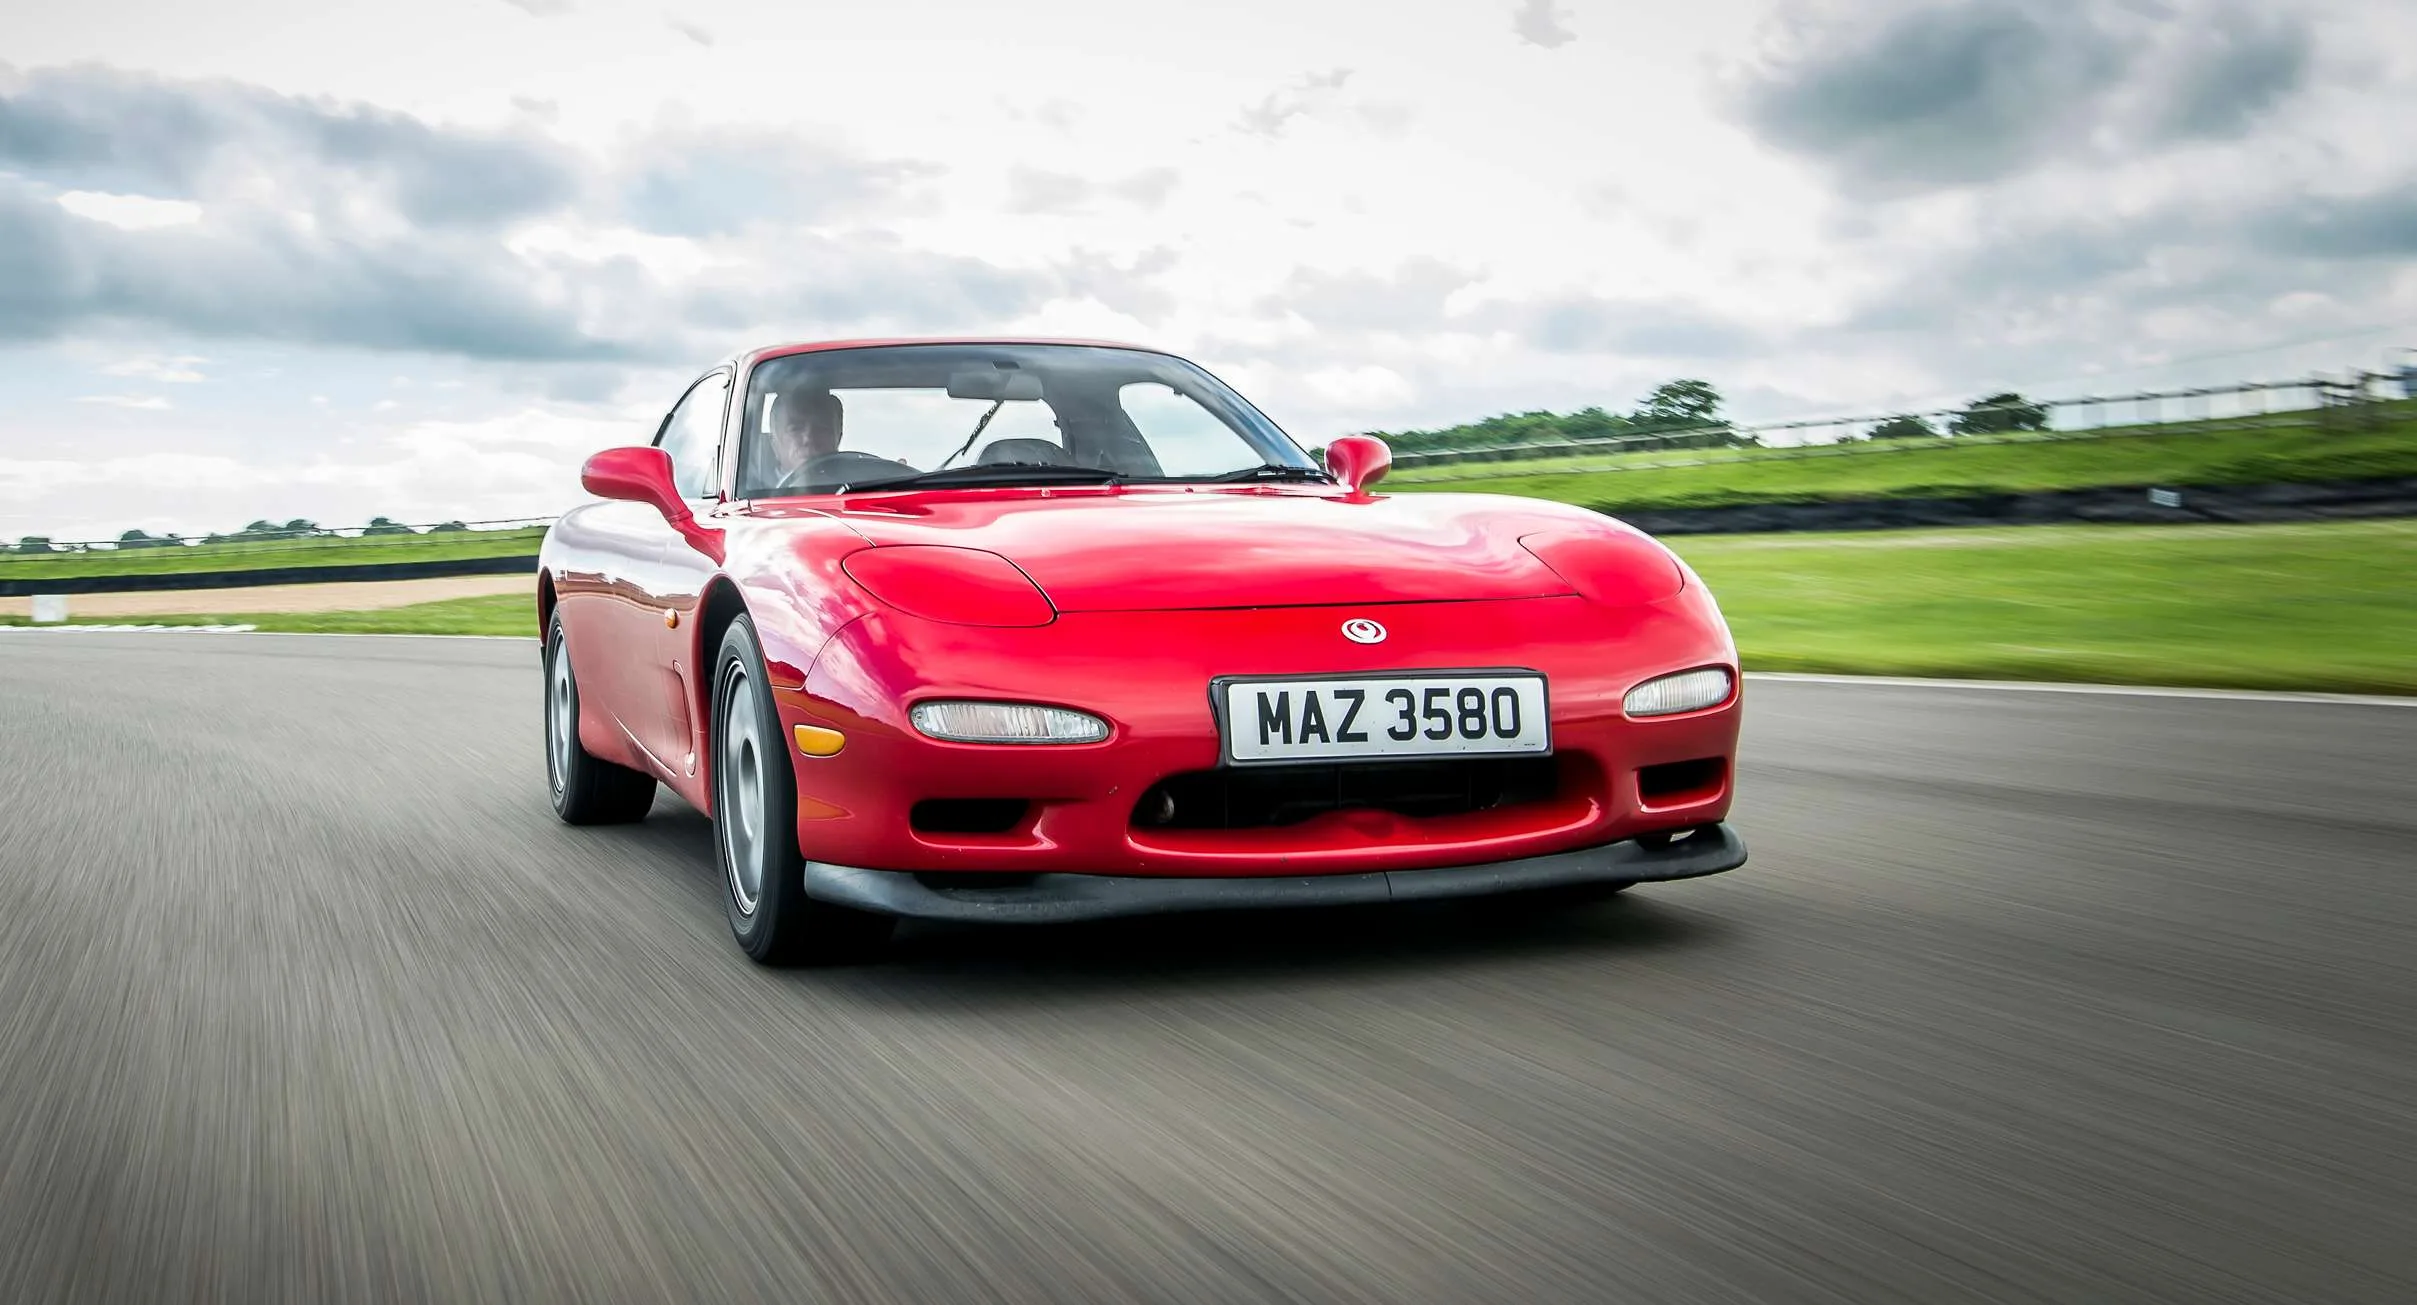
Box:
left=767, top=389, right=843, bottom=483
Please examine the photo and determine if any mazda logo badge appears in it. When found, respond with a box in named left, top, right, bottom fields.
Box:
left=1341, top=619, right=1387, bottom=644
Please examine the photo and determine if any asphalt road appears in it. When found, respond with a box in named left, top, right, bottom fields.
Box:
left=2, top=633, right=2412, bottom=1304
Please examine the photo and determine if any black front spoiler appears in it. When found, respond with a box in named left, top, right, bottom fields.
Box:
left=802, top=823, right=1746, bottom=925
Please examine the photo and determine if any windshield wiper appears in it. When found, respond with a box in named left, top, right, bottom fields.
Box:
left=837, top=463, right=1126, bottom=493
left=931, top=399, right=1008, bottom=473
left=1201, top=464, right=1333, bottom=483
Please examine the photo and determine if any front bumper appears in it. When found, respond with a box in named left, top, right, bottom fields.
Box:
left=784, top=593, right=1742, bottom=877
left=803, top=822, right=1746, bottom=924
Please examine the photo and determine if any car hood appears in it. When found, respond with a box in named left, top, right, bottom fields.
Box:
left=818, top=487, right=1585, bottom=612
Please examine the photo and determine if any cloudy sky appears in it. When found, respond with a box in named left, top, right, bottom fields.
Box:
left=3, top=0, right=2413, bottom=538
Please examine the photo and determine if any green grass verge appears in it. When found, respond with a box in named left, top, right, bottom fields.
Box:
left=10, top=520, right=2411, bottom=696
left=1673, top=518, right=2417, bottom=695
left=0, top=593, right=536, bottom=636
left=1388, top=406, right=2417, bottom=511
left=0, top=526, right=547, bottom=580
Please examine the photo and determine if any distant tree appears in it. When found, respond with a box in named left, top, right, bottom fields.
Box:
left=1868, top=414, right=1939, bottom=440
left=428, top=520, right=469, bottom=533
left=14, top=535, right=53, bottom=554
left=117, top=528, right=168, bottom=550
left=1634, top=379, right=1722, bottom=429
left=1375, top=405, right=1634, bottom=458
left=282, top=518, right=322, bottom=537
left=362, top=516, right=415, bottom=536
left=1949, top=392, right=2049, bottom=436
left=1368, top=382, right=1769, bottom=461
left=1632, top=379, right=1750, bottom=449
left=1555, top=405, right=1629, bottom=443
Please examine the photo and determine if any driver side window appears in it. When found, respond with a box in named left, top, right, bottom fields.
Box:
left=656, top=372, right=731, bottom=499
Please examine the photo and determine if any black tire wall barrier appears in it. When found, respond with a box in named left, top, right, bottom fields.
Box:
left=1602, top=478, right=2417, bottom=536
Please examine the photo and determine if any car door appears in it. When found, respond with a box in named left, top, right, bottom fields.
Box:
left=617, top=369, right=732, bottom=779
left=555, top=384, right=697, bottom=770
left=647, top=372, right=729, bottom=787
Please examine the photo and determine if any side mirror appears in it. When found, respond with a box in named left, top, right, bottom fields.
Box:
left=581, top=446, right=693, bottom=526
left=1323, top=434, right=1392, bottom=497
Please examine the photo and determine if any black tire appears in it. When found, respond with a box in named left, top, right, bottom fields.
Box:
left=711, top=614, right=894, bottom=966
left=544, top=611, right=657, bottom=825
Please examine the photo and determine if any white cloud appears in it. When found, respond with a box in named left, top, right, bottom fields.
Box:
left=75, top=394, right=173, bottom=410
left=1300, top=364, right=1416, bottom=409
left=55, top=191, right=204, bottom=230
left=1, top=0, right=2413, bottom=535
left=1511, top=0, right=1576, bottom=49
left=100, top=356, right=210, bottom=383
left=0, top=406, right=641, bottom=539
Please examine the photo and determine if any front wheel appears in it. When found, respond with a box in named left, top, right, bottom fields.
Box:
left=712, top=614, right=894, bottom=966
left=545, top=612, right=657, bottom=825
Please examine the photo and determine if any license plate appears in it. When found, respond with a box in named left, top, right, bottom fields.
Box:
left=1215, top=672, right=1550, bottom=765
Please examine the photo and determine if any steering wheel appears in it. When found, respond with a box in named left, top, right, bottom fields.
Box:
left=778, top=450, right=917, bottom=489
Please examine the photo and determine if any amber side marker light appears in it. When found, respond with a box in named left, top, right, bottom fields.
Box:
left=793, top=725, right=846, bottom=757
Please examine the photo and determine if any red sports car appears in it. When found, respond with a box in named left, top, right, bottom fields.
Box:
left=538, top=338, right=1745, bottom=964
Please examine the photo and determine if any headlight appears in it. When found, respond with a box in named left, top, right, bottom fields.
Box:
left=909, top=700, right=1110, bottom=744
left=1623, top=667, right=1734, bottom=718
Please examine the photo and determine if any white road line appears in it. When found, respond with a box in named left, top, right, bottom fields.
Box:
left=0, top=622, right=260, bottom=633
left=1746, top=672, right=2417, bottom=708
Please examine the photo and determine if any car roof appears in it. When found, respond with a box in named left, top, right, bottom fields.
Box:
left=736, top=337, right=1173, bottom=370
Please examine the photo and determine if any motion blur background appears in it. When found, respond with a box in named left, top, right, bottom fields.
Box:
left=5, top=0, right=2416, bottom=537
left=3, top=2, right=2415, bottom=1302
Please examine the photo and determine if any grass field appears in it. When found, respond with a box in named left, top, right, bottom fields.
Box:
left=8, top=520, right=2411, bottom=695
left=1387, top=406, right=2417, bottom=512
left=0, top=526, right=547, bottom=580
left=1673, top=519, right=2417, bottom=694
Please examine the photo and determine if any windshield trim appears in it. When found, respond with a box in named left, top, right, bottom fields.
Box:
left=729, top=342, right=1317, bottom=500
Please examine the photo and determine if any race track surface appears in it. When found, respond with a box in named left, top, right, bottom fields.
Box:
left=2, top=633, right=2412, bottom=1303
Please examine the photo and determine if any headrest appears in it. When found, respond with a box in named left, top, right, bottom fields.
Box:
left=976, top=437, right=1070, bottom=466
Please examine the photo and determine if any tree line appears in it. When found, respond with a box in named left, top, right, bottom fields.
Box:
left=1367, top=381, right=2052, bottom=457
left=13, top=517, right=473, bottom=555
left=14, top=384, right=2060, bottom=553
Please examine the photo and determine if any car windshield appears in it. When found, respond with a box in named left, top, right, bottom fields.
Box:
left=732, top=343, right=1322, bottom=496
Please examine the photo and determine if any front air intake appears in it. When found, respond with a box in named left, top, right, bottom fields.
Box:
left=1132, top=756, right=1559, bottom=831
left=909, top=799, right=1031, bottom=835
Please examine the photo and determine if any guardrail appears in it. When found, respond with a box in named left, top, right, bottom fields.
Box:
left=1381, top=369, right=2417, bottom=476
